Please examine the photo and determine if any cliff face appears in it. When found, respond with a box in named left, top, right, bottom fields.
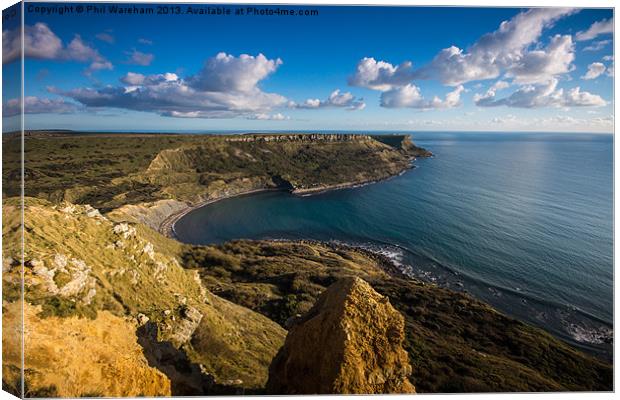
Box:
left=225, top=133, right=373, bottom=142
left=267, top=277, right=415, bottom=394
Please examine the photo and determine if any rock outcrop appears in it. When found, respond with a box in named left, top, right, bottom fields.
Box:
left=267, top=277, right=415, bottom=394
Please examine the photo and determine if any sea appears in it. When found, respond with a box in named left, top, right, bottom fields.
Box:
left=173, top=131, right=614, bottom=359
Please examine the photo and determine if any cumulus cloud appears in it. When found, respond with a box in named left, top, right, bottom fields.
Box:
left=582, top=62, right=606, bottom=80
left=381, top=84, right=464, bottom=109
left=2, top=23, right=112, bottom=74
left=505, top=34, right=575, bottom=84
left=349, top=8, right=585, bottom=111
left=348, top=57, right=415, bottom=91
left=120, top=72, right=179, bottom=86
left=346, top=9, right=614, bottom=113
left=583, top=39, right=611, bottom=52
left=3, top=96, right=79, bottom=117
left=188, top=52, right=282, bottom=92
left=576, top=18, right=613, bottom=41
left=474, top=78, right=606, bottom=108
left=125, top=49, right=154, bottom=66
left=418, top=8, right=577, bottom=85
left=53, top=53, right=287, bottom=119
left=293, top=89, right=365, bottom=110
left=3, top=23, right=62, bottom=63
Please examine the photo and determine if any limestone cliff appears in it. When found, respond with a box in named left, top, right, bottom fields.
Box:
left=267, top=277, right=415, bottom=394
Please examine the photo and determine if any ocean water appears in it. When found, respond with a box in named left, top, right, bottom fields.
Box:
left=174, top=132, right=613, bottom=358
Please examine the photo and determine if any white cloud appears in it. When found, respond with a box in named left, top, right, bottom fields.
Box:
left=505, top=34, right=575, bottom=84
left=491, top=114, right=518, bottom=124
left=473, top=81, right=511, bottom=106
left=121, top=72, right=145, bottom=85
left=348, top=57, right=415, bottom=91
left=53, top=53, right=287, bottom=119
left=583, top=39, right=611, bottom=52
left=349, top=9, right=611, bottom=111
left=65, top=35, right=113, bottom=74
left=125, top=49, right=154, bottom=66
left=419, top=8, right=577, bottom=85
left=138, top=38, right=153, bottom=45
left=3, top=96, right=79, bottom=117
left=188, top=52, right=282, bottom=92
left=576, top=18, right=613, bottom=41
left=294, top=89, right=365, bottom=110
left=120, top=72, right=179, bottom=86
left=582, top=62, right=606, bottom=80
left=381, top=84, right=464, bottom=109
left=2, top=23, right=112, bottom=75
left=3, top=23, right=62, bottom=63
left=474, top=78, right=606, bottom=108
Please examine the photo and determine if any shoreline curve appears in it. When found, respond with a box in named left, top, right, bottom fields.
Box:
left=161, top=164, right=416, bottom=239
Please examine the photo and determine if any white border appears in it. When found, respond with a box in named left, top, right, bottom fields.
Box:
left=0, top=1, right=616, bottom=400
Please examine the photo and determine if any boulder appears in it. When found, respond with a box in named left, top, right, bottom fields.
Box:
left=267, top=276, right=415, bottom=394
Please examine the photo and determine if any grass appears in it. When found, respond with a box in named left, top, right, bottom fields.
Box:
left=2, top=198, right=286, bottom=394
left=3, top=132, right=423, bottom=211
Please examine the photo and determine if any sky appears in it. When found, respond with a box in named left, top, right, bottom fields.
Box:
left=1, top=3, right=615, bottom=133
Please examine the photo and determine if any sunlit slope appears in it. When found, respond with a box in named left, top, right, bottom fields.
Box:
left=2, top=198, right=285, bottom=396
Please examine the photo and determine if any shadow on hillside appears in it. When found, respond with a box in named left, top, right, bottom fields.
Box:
left=136, top=322, right=248, bottom=395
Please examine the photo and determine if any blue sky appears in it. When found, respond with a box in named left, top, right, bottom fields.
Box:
left=2, top=4, right=614, bottom=132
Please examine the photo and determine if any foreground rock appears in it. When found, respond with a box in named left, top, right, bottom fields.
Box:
left=3, top=301, right=171, bottom=397
left=267, top=277, right=415, bottom=394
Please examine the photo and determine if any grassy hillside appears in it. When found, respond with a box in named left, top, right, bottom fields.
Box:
left=183, top=240, right=613, bottom=393
left=2, top=198, right=285, bottom=396
left=3, top=132, right=426, bottom=212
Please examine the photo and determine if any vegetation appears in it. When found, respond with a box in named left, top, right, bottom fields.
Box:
left=3, top=132, right=425, bottom=211
left=183, top=240, right=613, bottom=392
left=2, top=198, right=285, bottom=395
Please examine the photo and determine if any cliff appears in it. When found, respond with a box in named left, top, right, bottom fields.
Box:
left=267, top=277, right=415, bottom=394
